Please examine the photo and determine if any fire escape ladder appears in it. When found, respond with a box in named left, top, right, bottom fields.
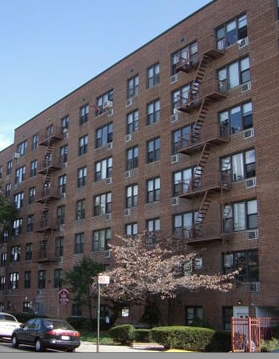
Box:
left=195, top=190, right=213, bottom=225
left=191, top=98, right=210, bottom=142
left=194, top=142, right=211, bottom=180
left=194, top=54, right=209, bottom=84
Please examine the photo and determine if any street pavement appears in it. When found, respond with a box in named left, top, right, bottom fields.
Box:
left=76, top=341, right=164, bottom=353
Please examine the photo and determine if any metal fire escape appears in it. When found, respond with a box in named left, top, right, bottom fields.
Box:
left=175, top=35, right=231, bottom=244
left=34, top=125, right=63, bottom=262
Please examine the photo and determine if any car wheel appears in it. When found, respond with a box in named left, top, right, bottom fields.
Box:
left=11, top=335, right=19, bottom=348
left=66, top=348, right=75, bottom=352
left=35, top=338, right=44, bottom=352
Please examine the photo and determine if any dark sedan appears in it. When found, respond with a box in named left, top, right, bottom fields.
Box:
left=11, top=318, right=81, bottom=352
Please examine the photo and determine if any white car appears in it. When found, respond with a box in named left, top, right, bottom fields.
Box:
left=0, top=312, right=22, bottom=340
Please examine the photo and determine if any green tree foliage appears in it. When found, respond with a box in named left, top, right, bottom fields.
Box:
left=0, top=193, right=17, bottom=233
left=62, top=256, right=105, bottom=329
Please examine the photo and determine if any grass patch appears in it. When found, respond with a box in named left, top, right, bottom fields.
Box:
left=80, top=331, right=115, bottom=345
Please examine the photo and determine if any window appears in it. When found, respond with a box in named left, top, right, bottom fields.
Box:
left=93, top=192, right=112, bottom=216
left=171, top=41, right=198, bottom=75
left=32, top=134, right=38, bottom=150
left=46, top=124, right=54, bottom=137
left=125, top=223, right=138, bottom=237
left=61, top=115, right=69, bottom=130
left=223, top=249, right=259, bottom=282
left=74, top=233, right=84, bottom=254
left=185, top=307, right=203, bottom=326
left=0, top=166, right=2, bottom=180
left=77, top=166, right=87, bottom=187
left=60, top=145, right=68, bottom=163
left=79, top=104, right=89, bottom=124
left=11, top=246, right=20, bottom=262
left=172, top=125, right=192, bottom=154
left=172, top=84, right=191, bottom=111
left=216, top=14, right=247, bottom=49
left=24, top=271, right=31, bottom=289
left=146, top=218, right=160, bottom=244
left=277, top=0, right=279, bottom=19
left=0, top=253, right=7, bottom=267
left=147, top=63, right=160, bottom=88
left=96, top=89, right=114, bottom=116
left=25, top=243, right=32, bottom=261
left=218, top=57, right=250, bottom=89
left=57, top=205, right=65, bottom=225
left=173, top=211, right=199, bottom=239
left=30, top=160, right=37, bottom=177
left=147, top=99, right=160, bottom=125
left=13, top=218, right=23, bottom=236
left=78, top=135, right=88, bottom=155
left=147, top=137, right=160, bottom=163
left=221, top=148, right=255, bottom=182
left=127, top=75, right=139, bottom=99
left=15, top=166, right=25, bottom=184
left=28, top=187, right=36, bottom=204
left=17, top=140, right=27, bottom=156
left=182, top=256, right=203, bottom=276
left=92, top=228, right=111, bottom=251
left=38, top=270, right=46, bottom=289
left=127, top=110, right=139, bottom=134
left=9, top=272, right=19, bottom=289
left=14, top=193, right=24, bottom=209
left=95, top=123, right=113, bottom=148
left=219, top=101, right=253, bottom=134
left=126, top=146, right=139, bottom=170
left=76, top=199, right=86, bottom=220
left=55, top=236, right=64, bottom=257
left=0, top=277, right=5, bottom=291
left=5, top=183, right=11, bottom=198
left=54, top=269, right=62, bottom=288
left=95, top=157, right=112, bottom=181
left=72, top=304, right=82, bottom=316
left=7, top=160, right=12, bottom=175
left=147, top=177, right=160, bottom=203
left=126, top=184, right=138, bottom=208
left=58, top=175, right=67, bottom=194
left=223, top=199, right=258, bottom=232
left=27, top=214, right=34, bottom=232
left=223, top=307, right=233, bottom=330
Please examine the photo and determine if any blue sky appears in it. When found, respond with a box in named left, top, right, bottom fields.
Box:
left=0, top=0, right=211, bottom=151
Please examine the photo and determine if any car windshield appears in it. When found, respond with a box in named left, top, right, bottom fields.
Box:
left=0, top=314, right=16, bottom=322
left=44, top=320, right=74, bottom=330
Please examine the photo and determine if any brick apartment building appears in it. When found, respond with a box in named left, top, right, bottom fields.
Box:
left=0, top=0, right=279, bottom=330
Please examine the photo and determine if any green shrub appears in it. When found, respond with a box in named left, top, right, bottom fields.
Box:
left=205, top=330, right=231, bottom=352
left=109, top=324, right=135, bottom=345
left=151, top=325, right=215, bottom=351
left=134, top=328, right=152, bottom=343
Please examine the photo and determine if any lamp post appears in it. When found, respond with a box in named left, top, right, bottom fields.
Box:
left=96, top=275, right=110, bottom=353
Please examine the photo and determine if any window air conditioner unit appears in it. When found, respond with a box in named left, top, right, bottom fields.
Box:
left=13, top=184, right=18, bottom=190
left=245, top=177, right=256, bottom=188
left=170, top=113, right=179, bottom=123
left=124, top=170, right=131, bottom=179
left=107, top=142, right=113, bottom=150
left=249, top=282, right=260, bottom=293
left=126, top=98, right=132, bottom=107
left=103, top=100, right=113, bottom=109
left=125, top=133, right=132, bottom=142
left=243, top=128, right=254, bottom=139
left=104, top=213, right=111, bottom=221
left=13, top=152, right=20, bottom=159
left=106, top=177, right=112, bottom=184
left=247, top=229, right=258, bottom=240
left=104, top=250, right=110, bottom=258
left=170, top=74, right=178, bottom=84
left=107, top=109, right=113, bottom=116
left=171, top=154, right=179, bottom=164
left=171, top=197, right=179, bottom=206
left=241, top=81, right=251, bottom=93
left=124, top=208, right=131, bottom=216
left=238, top=37, right=249, bottom=49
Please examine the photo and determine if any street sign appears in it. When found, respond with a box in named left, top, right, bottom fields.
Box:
left=98, top=275, right=110, bottom=284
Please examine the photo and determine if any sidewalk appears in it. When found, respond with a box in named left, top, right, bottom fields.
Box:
left=76, top=341, right=164, bottom=353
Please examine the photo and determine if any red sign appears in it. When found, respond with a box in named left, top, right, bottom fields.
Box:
left=58, top=288, right=70, bottom=305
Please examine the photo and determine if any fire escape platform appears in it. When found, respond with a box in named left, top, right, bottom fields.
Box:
left=179, top=183, right=230, bottom=199
left=179, top=137, right=229, bottom=155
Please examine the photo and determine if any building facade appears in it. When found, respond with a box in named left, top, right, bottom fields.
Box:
left=0, top=0, right=279, bottom=330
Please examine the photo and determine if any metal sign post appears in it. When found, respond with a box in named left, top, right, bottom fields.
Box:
left=96, top=275, right=110, bottom=353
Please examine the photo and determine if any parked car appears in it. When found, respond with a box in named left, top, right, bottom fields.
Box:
left=0, top=312, right=22, bottom=341
left=11, top=317, right=81, bottom=352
